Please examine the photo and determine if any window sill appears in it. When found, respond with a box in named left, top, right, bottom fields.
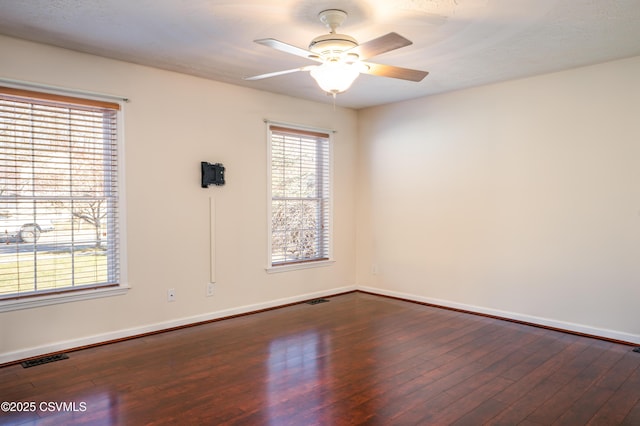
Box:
left=266, top=259, right=335, bottom=274
left=0, top=285, right=131, bottom=313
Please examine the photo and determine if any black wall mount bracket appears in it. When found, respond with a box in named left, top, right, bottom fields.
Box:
left=201, top=162, right=225, bottom=187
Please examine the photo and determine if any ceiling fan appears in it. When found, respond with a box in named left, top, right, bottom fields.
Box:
left=245, top=9, right=429, bottom=96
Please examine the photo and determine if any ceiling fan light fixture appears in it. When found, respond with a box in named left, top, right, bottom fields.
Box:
left=310, top=61, right=360, bottom=94
left=246, top=9, right=429, bottom=96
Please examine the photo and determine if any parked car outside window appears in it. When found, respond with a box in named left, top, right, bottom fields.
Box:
left=0, top=215, right=55, bottom=243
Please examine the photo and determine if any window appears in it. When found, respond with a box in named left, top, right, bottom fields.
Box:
left=0, top=86, right=124, bottom=305
left=268, top=123, right=332, bottom=269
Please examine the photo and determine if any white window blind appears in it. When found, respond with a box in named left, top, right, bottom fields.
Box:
left=0, top=86, right=121, bottom=300
left=269, top=124, right=332, bottom=267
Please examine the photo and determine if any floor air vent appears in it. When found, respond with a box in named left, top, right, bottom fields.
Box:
left=307, top=298, right=330, bottom=305
left=21, top=353, right=69, bottom=368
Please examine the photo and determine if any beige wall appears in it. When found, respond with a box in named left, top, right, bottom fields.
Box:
left=357, top=56, right=640, bottom=342
left=0, top=35, right=358, bottom=361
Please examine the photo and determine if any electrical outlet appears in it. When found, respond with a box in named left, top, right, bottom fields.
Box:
left=206, top=282, right=215, bottom=297
left=167, top=288, right=176, bottom=302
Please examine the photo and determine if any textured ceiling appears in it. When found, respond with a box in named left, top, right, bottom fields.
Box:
left=0, top=0, right=639, bottom=109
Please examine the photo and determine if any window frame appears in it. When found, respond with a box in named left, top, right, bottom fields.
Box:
left=266, top=121, right=334, bottom=273
left=0, top=83, right=128, bottom=312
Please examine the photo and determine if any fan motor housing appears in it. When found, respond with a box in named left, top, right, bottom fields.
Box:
left=309, top=33, right=358, bottom=58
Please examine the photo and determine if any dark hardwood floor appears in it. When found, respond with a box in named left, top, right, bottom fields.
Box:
left=1, top=292, right=639, bottom=425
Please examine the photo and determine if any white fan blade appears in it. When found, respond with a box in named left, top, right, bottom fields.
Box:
left=254, top=39, right=322, bottom=62
left=348, top=32, right=412, bottom=60
left=244, top=65, right=316, bottom=81
left=361, top=62, right=428, bottom=82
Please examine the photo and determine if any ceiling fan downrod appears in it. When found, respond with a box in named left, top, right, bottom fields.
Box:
left=318, top=9, right=347, bottom=33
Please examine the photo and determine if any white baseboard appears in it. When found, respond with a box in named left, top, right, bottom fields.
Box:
left=358, top=285, right=640, bottom=345
left=4, top=284, right=637, bottom=365
left=0, top=285, right=357, bottom=365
